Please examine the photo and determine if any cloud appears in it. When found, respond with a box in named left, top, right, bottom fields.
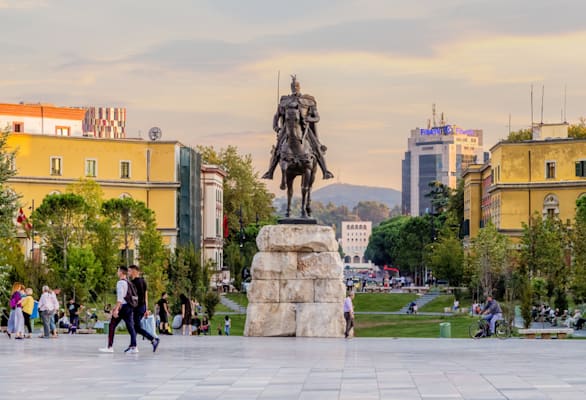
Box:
left=0, top=0, right=47, bottom=9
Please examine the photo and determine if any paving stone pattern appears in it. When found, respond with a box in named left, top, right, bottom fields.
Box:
left=1, top=335, right=586, bottom=399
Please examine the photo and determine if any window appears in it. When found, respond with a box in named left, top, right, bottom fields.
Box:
left=120, top=161, right=131, bottom=179
left=546, top=161, right=556, bottom=179
left=55, top=126, right=70, bottom=136
left=85, top=159, right=97, bottom=177
left=576, top=161, right=586, bottom=177
left=13, top=122, right=23, bottom=133
left=50, top=157, right=62, bottom=176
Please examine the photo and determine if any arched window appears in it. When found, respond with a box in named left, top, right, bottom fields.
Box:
left=344, top=255, right=351, bottom=263
left=353, top=255, right=361, bottom=263
left=542, top=193, right=559, bottom=218
left=119, top=193, right=132, bottom=199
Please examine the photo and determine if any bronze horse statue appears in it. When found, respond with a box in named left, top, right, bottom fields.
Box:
left=279, top=99, right=317, bottom=218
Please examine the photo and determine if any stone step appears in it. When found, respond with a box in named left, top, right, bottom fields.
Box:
left=398, top=292, right=441, bottom=313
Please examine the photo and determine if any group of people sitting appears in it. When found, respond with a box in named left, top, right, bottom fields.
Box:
left=532, top=305, right=585, bottom=329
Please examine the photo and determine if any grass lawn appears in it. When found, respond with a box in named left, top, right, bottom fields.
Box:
left=355, top=314, right=475, bottom=338
left=353, top=293, right=417, bottom=312
left=225, top=293, right=249, bottom=307
left=215, top=302, right=234, bottom=313
left=207, top=314, right=246, bottom=336
left=419, top=295, right=472, bottom=313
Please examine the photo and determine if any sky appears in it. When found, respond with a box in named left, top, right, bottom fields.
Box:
left=2, top=0, right=586, bottom=195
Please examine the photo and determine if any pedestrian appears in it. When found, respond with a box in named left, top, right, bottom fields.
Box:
left=179, top=294, right=192, bottom=336
left=343, top=291, right=355, bottom=338
left=49, top=288, right=61, bottom=337
left=7, top=283, right=25, bottom=339
left=38, top=286, right=56, bottom=338
left=99, top=266, right=137, bottom=353
left=21, top=288, right=35, bottom=338
left=128, top=265, right=159, bottom=352
left=156, top=292, right=171, bottom=335
left=224, top=315, right=231, bottom=336
left=67, top=298, right=82, bottom=334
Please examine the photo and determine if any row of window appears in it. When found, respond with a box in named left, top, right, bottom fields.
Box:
left=13, top=122, right=71, bottom=136
left=491, top=160, right=586, bottom=181
left=49, top=157, right=131, bottom=179
left=346, top=224, right=369, bottom=230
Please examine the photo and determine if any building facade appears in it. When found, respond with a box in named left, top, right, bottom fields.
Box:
left=402, top=124, right=485, bottom=216
left=340, top=221, right=372, bottom=265
left=201, top=164, right=227, bottom=269
left=0, top=103, right=86, bottom=136
left=463, top=123, right=586, bottom=240
left=82, top=106, right=127, bottom=138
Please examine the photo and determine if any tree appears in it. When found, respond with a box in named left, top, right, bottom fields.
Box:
left=352, top=201, right=390, bottom=226
left=468, top=223, right=511, bottom=299
left=396, top=216, right=433, bottom=284
left=32, top=193, right=87, bottom=273
left=447, top=179, right=465, bottom=228
left=364, top=216, right=409, bottom=267
left=138, top=223, right=168, bottom=299
left=572, top=196, right=586, bottom=302
left=102, top=198, right=154, bottom=267
left=66, top=245, right=103, bottom=302
left=568, top=117, right=586, bottom=139
left=507, top=128, right=532, bottom=142
left=425, top=181, right=452, bottom=215
left=0, top=130, right=19, bottom=239
left=425, top=223, right=464, bottom=287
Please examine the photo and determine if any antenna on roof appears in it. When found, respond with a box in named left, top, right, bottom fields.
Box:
left=530, top=84, right=534, bottom=127
left=540, top=85, right=544, bottom=124
left=563, top=84, right=567, bottom=123
left=432, top=104, right=437, bottom=127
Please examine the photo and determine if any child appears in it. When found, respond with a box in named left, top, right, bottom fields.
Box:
left=224, top=315, right=231, bottom=336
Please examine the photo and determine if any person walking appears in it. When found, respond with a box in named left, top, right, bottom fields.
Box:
left=99, top=266, right=137, bottom=353
left=38, top=286, right=56, bottom=338
left=128, top=265, right=159, bottom=352
left=7, top=283, right=25, bottom=339
left=179, top=294, right=192, bottom=336
left=344, top=291, right=355, bottom=339
left=49, top=288, right=60, bottom=337
left=224, top=315, right=231, bottom=336
left=21, top=288, right=35, bottom=338
left=156, top=293, right=171, bottom=335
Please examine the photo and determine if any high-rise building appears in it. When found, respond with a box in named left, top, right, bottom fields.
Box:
left=402, top=123, right=485, bottom=216
left=82, top=106, right=126, bottom=138
left=340, top=221, right=372, bottom=265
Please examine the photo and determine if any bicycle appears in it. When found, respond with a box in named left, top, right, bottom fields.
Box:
left=468, top=317, right=511, bottom=339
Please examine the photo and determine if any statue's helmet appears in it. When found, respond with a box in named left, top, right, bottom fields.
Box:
left=290, top=75, right=300, bottom=94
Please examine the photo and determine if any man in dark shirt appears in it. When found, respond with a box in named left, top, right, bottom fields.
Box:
left=128, top=265, right=159, bottom=352
left=156, top=292, right=171, bottom=335
left=67, top=298, right=82, bottom=333
left=482, top=295, right=503, bottom=335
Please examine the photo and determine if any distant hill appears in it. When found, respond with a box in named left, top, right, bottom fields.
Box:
left=275, top=183, right=401, bottom=210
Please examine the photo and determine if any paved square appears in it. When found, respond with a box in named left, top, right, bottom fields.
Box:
left=1, top=334, right=585, bottom=399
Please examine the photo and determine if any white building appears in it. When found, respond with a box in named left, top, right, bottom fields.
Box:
left=201, top=164, right=226, bottom=271
left=341, top=221, right=372, bottom=266
left=0, top=103, right=86, bottom=136
left=402, top=123, right=486, bottom=216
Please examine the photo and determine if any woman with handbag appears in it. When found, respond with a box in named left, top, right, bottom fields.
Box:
left=7, top=282, right=25, bottom=340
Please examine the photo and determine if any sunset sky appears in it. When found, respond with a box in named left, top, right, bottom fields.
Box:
left=2, top=0, right=586, bottom=195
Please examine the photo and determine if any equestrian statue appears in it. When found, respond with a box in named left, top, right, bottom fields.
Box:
left=262, top=75, right=334, bottom=218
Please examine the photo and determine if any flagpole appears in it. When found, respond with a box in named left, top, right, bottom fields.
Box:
left=30, top=199, right=35, bottom=261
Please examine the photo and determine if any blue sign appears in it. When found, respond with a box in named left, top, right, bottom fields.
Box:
left=420, top=125, right=453, bottom=135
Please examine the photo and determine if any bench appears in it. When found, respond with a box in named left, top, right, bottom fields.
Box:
left=518, top=328, right=574, bottom=339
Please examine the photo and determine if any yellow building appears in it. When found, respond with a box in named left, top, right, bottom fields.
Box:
left=463, top=123, right=586, bottom=240
left=2, top=102, right=227, bottom=271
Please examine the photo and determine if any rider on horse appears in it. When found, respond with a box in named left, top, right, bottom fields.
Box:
left=262, top=75, right=334, bottom=190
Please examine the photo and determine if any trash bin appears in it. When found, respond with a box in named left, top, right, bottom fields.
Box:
left=439, top=322, right=451, bottom=338
left=103, top=322, right=110, bottom=335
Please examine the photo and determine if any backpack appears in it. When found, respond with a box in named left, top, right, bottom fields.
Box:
left=124, top=279, right=139, bottom=308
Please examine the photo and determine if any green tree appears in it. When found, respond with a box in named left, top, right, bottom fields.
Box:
left=425, top=223, right=464, bottom=287
left=572, top=196, right=586, bottom=302
left=138, top=223, right=168, bottom=299
left=507, top=128, right=532, bottom=142
left=447, top=179, right=465, bottom=228
left=568, top=117, right=586, bottom=138
left=90, top=219, right=120, bottom=294
left=32, top=193, right=87, bottom=273
left=468, top=223, right=511, bottom=298
left=364, top=216, right=409, bottom=267
left=352, top=201, right=390, bottom=226
left=66, top=245, right=103, bottom=302
left=425, top=181, right=452, bottom=215
left=0, top=130, right=19, bottom=239
left=102, top=198, right=154, bottom=267
left=396, top=216, right=433, bottom=284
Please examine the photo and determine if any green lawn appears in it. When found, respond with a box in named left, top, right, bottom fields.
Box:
left=419, top=295, right=472, bottom=313
left=355, top=314, right=475, bottom=338
left=225, top=293, right=249, bottom=307
left=353, top=293, right=417, bottom=312
left=215, top=302, right=234, bottom=313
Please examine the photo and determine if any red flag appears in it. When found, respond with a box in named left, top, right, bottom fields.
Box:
left=17, top=208, right=32, bottom=238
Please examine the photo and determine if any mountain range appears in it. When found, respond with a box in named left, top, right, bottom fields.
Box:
left=275, top=183, right=401, bottom=210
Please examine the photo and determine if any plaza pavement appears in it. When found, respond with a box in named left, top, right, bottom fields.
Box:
left=1, top=334, right=586, bottom=400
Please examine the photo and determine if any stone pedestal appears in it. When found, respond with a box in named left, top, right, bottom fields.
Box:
left=244, top=224, right=345, bottom=337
